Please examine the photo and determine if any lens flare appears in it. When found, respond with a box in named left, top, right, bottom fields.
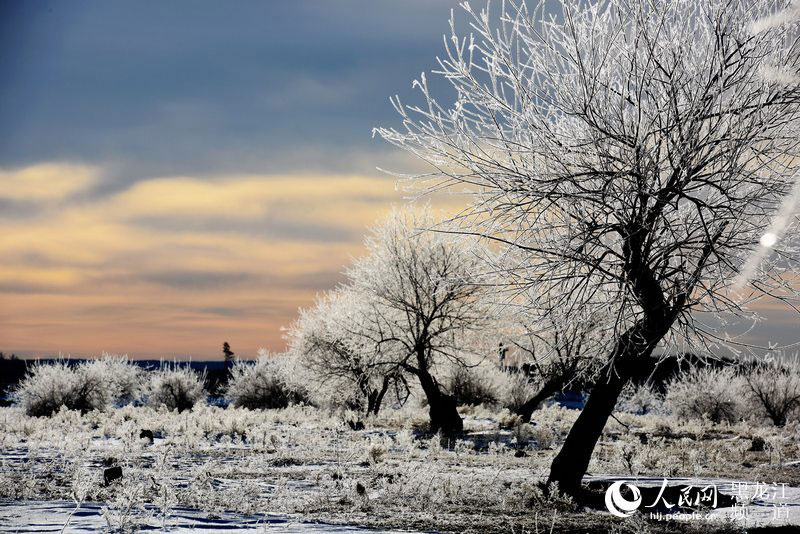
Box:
left=734, top=172, right=800, bottom=289
left=760, top=232, right=778, bottom=248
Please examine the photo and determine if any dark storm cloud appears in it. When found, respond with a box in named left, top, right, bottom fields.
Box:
left=0, top=0, right=462, bottom=183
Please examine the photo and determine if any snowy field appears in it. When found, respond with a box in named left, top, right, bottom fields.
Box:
left=0, top=501, right=398, bottom=533
left=2, top=402, right=800, bottom=533
left=0, top=501, right=416, bottom=533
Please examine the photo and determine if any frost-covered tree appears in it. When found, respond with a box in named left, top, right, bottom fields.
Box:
left=289, top=287, right=405, bottom=416
left=346, top=208, right=492, bottom=433
left=376, top=0, right=800, bottom=495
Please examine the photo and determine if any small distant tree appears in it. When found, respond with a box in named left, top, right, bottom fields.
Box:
left=223, top=342, right=235, bottom=368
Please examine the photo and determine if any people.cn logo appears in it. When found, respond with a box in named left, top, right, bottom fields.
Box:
left=605, top=481, right=642, bottom=518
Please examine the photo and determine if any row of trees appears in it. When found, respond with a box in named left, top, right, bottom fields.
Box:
left=288, top=208, right=604, bottom=433
left=18, top=346, right=800, bottom=431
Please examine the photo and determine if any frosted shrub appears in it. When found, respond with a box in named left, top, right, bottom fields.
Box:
left=15, top=361, right=112, bottom=417
left=225, top=353, right=310, bottom=410
left=665, top=367, right=746, bottom=424
left=447, top=365, right=499, bottom=406
left=616, top=382, right=664, bottom=415
left=146, top=365, right=206, bottom=413
left=499, top=373, right=541, bottom=413
left=86, top=354, right=144, bottom=405
left=744, top=360, right=800, bottom=427
left=445, top=359, right=539, bottom=411
left=529, top=422, right=558, bottom=450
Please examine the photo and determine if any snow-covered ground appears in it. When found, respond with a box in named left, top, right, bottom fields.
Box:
left=3, top=403, right=800, bottom=532
left=6, top=477, right=799, bottom=532
left=0, top=501, right=413, bottom=533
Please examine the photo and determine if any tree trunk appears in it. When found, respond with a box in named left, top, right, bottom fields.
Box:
left=356, top=374, right=373, bottom=416
left=546, top=323, right=663, bottom=498
left=416, top=368, right=463, bottom=434
left=367, top=390, right=379, bottom=416
left=516, top=378, right=564, bottom=423
left=370, top=376, right=392, bottom=416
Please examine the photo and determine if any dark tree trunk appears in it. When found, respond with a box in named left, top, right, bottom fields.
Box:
left=546, top=322, right=663, bottom=497
left=368, top=376, right=392, bottom=416
left=516, top=378, right=564, bottom=423
left=416, top=367, right=463, bottom=434
left=367, top=390, right=379, bottom=416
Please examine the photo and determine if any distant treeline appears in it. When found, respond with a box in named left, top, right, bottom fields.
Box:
left=0, top=352, right=743, bottom=407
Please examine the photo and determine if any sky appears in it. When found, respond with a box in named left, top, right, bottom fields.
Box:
left=0, top=0, right=466, bottom=359
left=0, top=1, right=797, bottom=360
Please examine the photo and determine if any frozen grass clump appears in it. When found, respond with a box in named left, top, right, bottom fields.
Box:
left=225, top=351, right=310, bottom=410
left=14, top=360, right=113, bottom=417
left=665, top=366, right=746, bottom=424
left=146, top=365, right=206, bottom=413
